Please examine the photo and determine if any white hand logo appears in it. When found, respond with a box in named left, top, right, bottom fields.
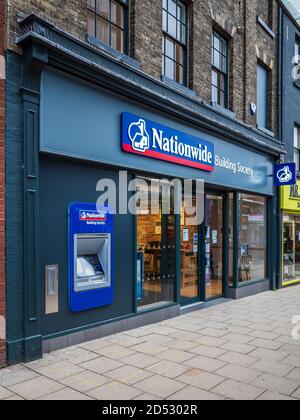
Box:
left=128, top=119, right=150, bottom=153
left=277, top=166, right=293, bottom=184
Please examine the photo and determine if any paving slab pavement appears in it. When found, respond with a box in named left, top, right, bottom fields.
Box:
left=0, top=286, right=300, bottom=400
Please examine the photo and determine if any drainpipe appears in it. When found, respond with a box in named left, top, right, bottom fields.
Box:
left=277, top=5, right=284, bottom=290
left=278, top=6, right=283, bottom=144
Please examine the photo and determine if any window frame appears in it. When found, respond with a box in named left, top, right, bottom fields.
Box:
left=162, top=0, right=188, bottom=86
left=294, top=36, right=300, bottom=85
left=237, top=193, right=268, bottom=285
left=87, top=0, right=129, bottom=54
left=296, top=37, right=300, bottom=63
left=294, top=125, right=300, bottom=173
left=211, top=30, right=229, bottom=109
left=256, top=61, right=270, bottom=130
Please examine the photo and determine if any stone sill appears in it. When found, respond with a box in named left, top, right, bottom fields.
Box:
left=257, top=16, right=276, bottom=39
left=86, top=35, right=140, bottom=70
left=161, top=76, right=197, bottom=99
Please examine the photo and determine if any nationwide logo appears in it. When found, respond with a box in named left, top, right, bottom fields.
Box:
left=122, top=113, right=215, bottom=172
left=276, top=166, right=293, bottom=184
left=128, top=119, right=150, bottom=153
left=274, top=162, right=296, bottom=187
left=80, top=211, right=107, bottom=221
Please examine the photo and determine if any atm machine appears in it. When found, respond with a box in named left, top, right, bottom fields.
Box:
left=69, top=203, right=114, bottom=312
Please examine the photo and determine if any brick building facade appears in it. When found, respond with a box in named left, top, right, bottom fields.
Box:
left=3, top=1, right=284, bottom=364
left=0, top=0, right=6, bottom=368
left=6, top=0, right=279, bottom=132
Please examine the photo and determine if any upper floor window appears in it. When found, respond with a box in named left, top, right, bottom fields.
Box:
left=256, top=63, right=269, bottom=129
left=294, top=126, right=300, bottom=172
left=87, top=0, right=127, bottom=53
left=293, top=37, right=300, bottom=81
left=162, top=0, right=187, bottom=85
left=258, top=0, right=273, bottom=29
left=296, top=38, right=300, bottom=61
left=211, top=31, right=228, bottom=108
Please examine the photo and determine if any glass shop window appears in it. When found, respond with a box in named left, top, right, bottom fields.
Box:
left=283, top=214, right=300, bottom=284
left=238, top=194, right=267, bottom=283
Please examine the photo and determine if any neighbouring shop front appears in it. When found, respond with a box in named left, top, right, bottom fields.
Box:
left=5, top=16, right=282, bottom=363
left=281, top=181, right=300, bottom=287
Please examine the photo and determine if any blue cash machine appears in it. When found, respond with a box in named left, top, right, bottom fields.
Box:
left=69, top=203, right=114, bottom=312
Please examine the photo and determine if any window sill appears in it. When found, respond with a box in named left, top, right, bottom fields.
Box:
left=257, top=16, right=276, bottom=39
left=86, top=34, right=140, bottom=70
left=256, top=125, right=275, bottom=137
left=136, top=302, right=178, bottom=315
left=232, top=278, right=270, bottom=289
left=210, top=102, right=237, bottom=119
left=161, top=76, right=197, bottom=98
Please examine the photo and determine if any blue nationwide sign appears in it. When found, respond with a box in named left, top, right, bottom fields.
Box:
left=274, top=162, right=296, bottom=187
left=121, top=112, right=215, bottom=172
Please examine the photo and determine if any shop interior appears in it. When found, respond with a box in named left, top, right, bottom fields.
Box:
left=283, top=214, right=300, bottom=284
left=136, top=179, right=175, bottom=310
left=238, top=194, right=267, bottom=283
left=205, top=195, right=224, bottom=299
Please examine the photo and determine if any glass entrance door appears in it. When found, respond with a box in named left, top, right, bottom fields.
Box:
left=205, top=194, right=224, bottom=299
left=180, top=197, right=199, bottom=303
left=180, top=192, right=225, bottom=304
left=136, top=179, right=175, bottom=311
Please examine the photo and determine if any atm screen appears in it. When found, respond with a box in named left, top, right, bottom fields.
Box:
left=74, top=233, right=111, bottom=292
left=77, top=255, right=105, bottom=278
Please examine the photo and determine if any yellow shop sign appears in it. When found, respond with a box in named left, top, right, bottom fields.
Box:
left=281, top=181, right=300, bottom=212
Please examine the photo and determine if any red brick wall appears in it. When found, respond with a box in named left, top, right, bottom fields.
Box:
left=0, top=0, right=6, bottom=368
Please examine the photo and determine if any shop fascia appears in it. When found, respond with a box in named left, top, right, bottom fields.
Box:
left=122, top=112, right=215, bottom=172
left=122, top=113, right=254, bottom=178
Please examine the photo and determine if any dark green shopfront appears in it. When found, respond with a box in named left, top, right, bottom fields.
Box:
left=5, top=15, right=284, bottom=364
